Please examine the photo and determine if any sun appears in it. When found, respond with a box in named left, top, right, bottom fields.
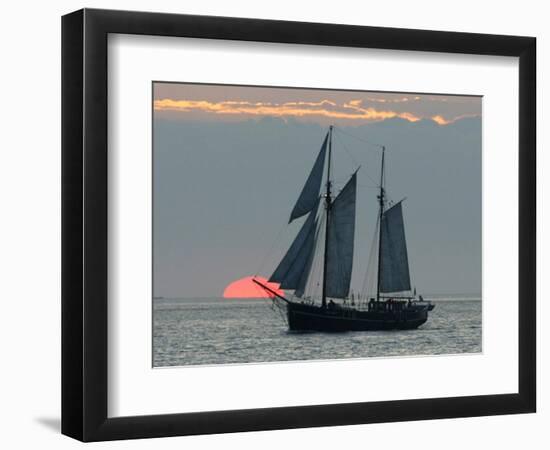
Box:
left=223, top=276, right=283, bottom=299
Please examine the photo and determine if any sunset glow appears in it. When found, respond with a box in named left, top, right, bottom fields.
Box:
left=153, top=98, right=431, bottom=123
left=223, top=276, right=284, bottom=299
left=153, top=84, right=482, bottom=127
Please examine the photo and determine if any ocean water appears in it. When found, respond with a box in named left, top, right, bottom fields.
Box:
left=153, top=297, right=481, bottom=367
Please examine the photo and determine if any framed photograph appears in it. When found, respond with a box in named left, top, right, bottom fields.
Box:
left=61, top=8, right=536, bottom=441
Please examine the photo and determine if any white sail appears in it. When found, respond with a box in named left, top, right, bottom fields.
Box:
left=270, top=205, right=318, bottom=289
left=379, top=202, right=411, bottom=293
left=288, top=133, right=328, bottom=223
left=325, top=173, right=357, bottom=298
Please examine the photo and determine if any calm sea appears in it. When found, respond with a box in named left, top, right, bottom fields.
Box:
left=153, top=296, right=481, bottom=367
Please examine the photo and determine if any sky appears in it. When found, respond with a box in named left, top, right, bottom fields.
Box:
left=154, top=83, right=481, bottom=126
left=153, top=82, right=482, bottom=298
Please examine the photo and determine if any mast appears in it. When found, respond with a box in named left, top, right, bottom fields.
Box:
left=376, top=146, right=386, bottom=302
left=321, top=125, right=333, bottom=308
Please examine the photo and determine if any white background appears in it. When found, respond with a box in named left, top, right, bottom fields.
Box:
left=109, top=35, right=518, bottom=417
left=0, top=0, right=546, bottom=449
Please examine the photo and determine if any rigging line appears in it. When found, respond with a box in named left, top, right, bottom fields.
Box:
left=334, top=218, right=349, bottom=301
left=306, top=245, right=321, bottom=301
left=308, top=210, right=326, bottom=302
left=253, top=284, right=287, bottom=325
left=333, top=132, right=380, bottom=188
left=313, top=226, right=325, bottom=301
left=275, top=299, right=288, bottom=325
left=253, top=285, right=277, bottom=311
left=299, top=203, right=323, bottom=297
left=382, top=188, right=398, bottom=209
left=360, top=214, right=380, bottom=299
left=253, top=218, right=288, bottom=278
left=333, top=126, right=385, bottom=150
left=333, top=131, right=360, bottom=167
left=332, top=176, right=356, bottom=184
left=306, top=210, right=325, bottom=300
left=255, top=195, right=322, bottom=279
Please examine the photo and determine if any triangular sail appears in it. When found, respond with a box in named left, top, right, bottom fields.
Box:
left=379, top=202, right=411, bottom=293
left=325, top=173, right=357, bottom=298
left=288, top=134, right=328, bottom=223
left=270, top=203, right=318, bottom=290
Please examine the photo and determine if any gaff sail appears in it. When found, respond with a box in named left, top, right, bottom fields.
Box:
left=379, top=202, right=411, bottom=293
left=325, top=173, right=357, bottom=298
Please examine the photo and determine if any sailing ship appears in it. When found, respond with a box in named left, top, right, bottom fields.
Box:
left=254, top=125, right=434, bottom=332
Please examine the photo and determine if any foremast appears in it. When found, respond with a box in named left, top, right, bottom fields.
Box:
left=321, top=125, right=333, bottom=309
left=376, top=146, right=386, bottom=303
left=265, top=125, right=356, bottom=306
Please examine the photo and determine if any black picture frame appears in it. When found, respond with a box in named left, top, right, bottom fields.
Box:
left=61, top=8, right=536, bottom=442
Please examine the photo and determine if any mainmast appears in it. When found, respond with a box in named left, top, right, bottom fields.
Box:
left=376, top=146, right=386, bottom=302
left=321, top=125, right=333, bottom=308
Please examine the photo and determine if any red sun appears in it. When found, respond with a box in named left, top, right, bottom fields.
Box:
left=223, top=276, right=284, bottom=299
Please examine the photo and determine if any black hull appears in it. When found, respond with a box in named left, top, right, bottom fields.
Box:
left=286, top=302, right=430, bottom=332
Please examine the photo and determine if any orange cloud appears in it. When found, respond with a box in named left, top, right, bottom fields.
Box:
left=348, top=96, right=421, bottom=105
left=431, top=113, right=480, bottom=126
left=154, top=98, right=477, bottom=125
left=154, top=98, right=427, bottom=123
left=342, top=100, right=421, bottom=122
left=432, top=115, right=450, bottom=125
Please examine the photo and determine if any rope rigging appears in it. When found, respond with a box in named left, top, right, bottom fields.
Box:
left=252, top=124, right=407, bottom=309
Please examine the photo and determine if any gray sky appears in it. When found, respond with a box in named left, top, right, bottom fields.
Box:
left=153, top=82, right=481, bottom=297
